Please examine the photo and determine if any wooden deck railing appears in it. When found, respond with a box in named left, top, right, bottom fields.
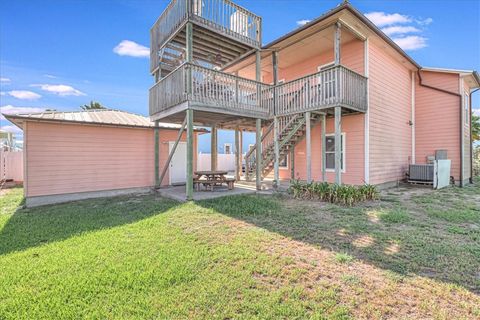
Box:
left=272, top=65, right=368, bottom=115
left=150, top=64, right=367, bottom=118
left=149, top=63, right=272, bottom=118
left=150, top=0, right=261, bottom=72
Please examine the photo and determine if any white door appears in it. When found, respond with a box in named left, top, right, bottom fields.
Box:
left=169, top=142, right=187, bottom=185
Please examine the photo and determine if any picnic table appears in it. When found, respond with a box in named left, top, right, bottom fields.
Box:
left=194, top=170, right=235, bottom=191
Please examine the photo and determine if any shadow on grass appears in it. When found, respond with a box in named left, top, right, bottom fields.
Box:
left=197, top=191, right=480, bottom=294
left=0, top=192, right=179, bottom=256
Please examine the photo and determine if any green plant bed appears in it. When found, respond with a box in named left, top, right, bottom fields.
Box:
left=288, top=180, right=379, bottom=206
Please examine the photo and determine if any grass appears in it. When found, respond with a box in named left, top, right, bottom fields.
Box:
left=0, top=181, right=479, bottom=319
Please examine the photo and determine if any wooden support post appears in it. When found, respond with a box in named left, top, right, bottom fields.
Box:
left=185, top=21, right=194, bottom=200
left=255, top=49, right=262, bottom=189
left=186, top=109, right=194, bottom=200
left=335, top=106, right=342, bottom=185
left=334, top=22, right=341, bottom=65
left=321, top=114, right=326, bottom=182
left=235, top=126, right=241, bottom=181
left=256, top=118, right=262, bottom=190
left=154, top=120, right=160, bottom=187
left=305, top=111, right=312, bottom=183
left=273, top=117, right=280, bottom=189
left=272, top=50, right=279, bottom=189
left=290, top=146, right=295, bottom=180
left=211, top=124, right=217, bottom=171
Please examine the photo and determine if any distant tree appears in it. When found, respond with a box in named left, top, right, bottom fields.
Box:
left=472, top=114, right=480, bottom=142
left=81, top=101, right=106, bottom=110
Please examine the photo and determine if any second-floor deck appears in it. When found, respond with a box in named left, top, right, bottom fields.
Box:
left=149, top=63, right=368, bottom=125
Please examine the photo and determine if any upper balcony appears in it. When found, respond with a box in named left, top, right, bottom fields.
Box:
left=150, top=0, right=262, bottom=75
left=149, top=63, right=367, bottom=126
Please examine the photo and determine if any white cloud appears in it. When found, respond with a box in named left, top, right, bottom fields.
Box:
left=44, top=74, right=57, bottom=79
left=381, top=26, right=420, bottom=36
left=7, top=90, right=41, bottom=100
left=113, top=40, right=149, bottom=58
left=296, top=19, right=311, bottom=26
left=473, top=109, right=480, bottom=117
left=417, top=17, right=433, bottom=26
left=0, top=125, right=22, bottom=134
left=0, top=77, right=11, bottom=83
left=366, top=11, right=432, bottom=51
left=0, top=105, right=45, bottom=120
left=32, top=84, right=85, bottom=96
left=365, top=12, right=411, bottom=27
left=392, top=35, right=428, bottom=50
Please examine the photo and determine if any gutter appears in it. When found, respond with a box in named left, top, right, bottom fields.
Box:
left=470, top=87, right=480, bottom=184
left=417, top=70, right=464, bottom=185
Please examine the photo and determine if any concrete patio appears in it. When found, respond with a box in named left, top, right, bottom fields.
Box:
left=155, top=179, right=289, bottom=202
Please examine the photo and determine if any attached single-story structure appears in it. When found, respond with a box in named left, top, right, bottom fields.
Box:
left=5, top=109, right=206, bottom=207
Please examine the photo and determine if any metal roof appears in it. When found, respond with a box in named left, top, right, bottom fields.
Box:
left=3, top=109, right=207, bottom=131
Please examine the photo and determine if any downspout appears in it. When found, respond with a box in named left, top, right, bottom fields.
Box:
left=470, top=87, right=480, bottom=183
left=417, top=70, right=463, bottom=185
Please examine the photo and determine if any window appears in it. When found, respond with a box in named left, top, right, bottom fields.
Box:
left=279, top=154, right=288, bottom=169
left=465, top=94, right=469, bottom=124
left=224, top=143, right=232, bottom=154
left=325, top=133, right=345, bottom=172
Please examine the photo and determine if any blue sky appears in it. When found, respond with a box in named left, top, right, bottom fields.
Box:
left=1, top=0, right=479, bottom=149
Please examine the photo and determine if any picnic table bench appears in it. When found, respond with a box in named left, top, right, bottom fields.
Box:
left=193, top=171, right=236, bottom=191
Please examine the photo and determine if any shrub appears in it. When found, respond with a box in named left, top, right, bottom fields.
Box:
left=288, top=180, right=379, bottom=206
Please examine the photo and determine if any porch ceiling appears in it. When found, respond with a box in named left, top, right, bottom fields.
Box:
left=226, top=24, right=358, bottom=77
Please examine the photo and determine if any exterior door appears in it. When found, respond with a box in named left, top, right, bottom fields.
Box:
left=169, top=141, right=187, bottom=185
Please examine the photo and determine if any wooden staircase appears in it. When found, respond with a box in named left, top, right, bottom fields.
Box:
left=245, top=112, right=322, bottom=179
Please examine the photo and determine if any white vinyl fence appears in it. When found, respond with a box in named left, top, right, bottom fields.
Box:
left=197, top=153, right=242, bottom=172
left=0, top=150, right=23, bottom=182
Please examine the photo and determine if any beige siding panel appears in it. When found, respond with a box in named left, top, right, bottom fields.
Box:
left=368, top=41, right=412, bottom=185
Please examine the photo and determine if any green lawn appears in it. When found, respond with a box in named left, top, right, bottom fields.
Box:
left=0, top=182, right=479, bottom=319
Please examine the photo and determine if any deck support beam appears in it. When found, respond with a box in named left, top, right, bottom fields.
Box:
left=290, top=146, right=295, bottom=180
left=334, top=22, right=341, bottom=65
left=211, top=124, right=217, bottom=171
left=154, top=121, right=160, bottom=187
left=256, top=118, right=262, bottom=191
left=272, top=50, right=280, bottom=190
left=305, top=111, right=312, bottom=183
left=321, top=114, right=326, bottom=182
left=185, top=21, right=194, bottom=200
left=273, top=117, right=280, bottom=189
left=335, top=106, right=342, bottom=185
left=235, top=126, right=241, bottom=181
left=186, top=109, right=194, bottom=200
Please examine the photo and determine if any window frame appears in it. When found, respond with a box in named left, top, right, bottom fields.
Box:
left=324, top=133, right=346, bottom=173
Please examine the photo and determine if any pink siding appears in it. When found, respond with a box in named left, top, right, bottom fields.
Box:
left=415, top=71, right=461, bottom=180
left=368, top=41, right=413, bottom=185
left=279, top=114, right=365, bottom=185
left=269, top=39, right=366, bottom=184
left=25, top=122, right=197, bottom=197
left=419, top=71, right=459, bottom=94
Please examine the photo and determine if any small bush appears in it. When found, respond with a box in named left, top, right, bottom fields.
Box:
left=288, top=180, right=379, bottom=206
left=334, top=252, right=354, bottom=264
